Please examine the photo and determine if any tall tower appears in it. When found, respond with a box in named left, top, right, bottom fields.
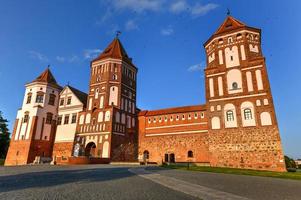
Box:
left=5, top=68, right=62, bottom=166
left=74, top=37, right=138, bottom=161
left=204, top=16, right=286, bottom=171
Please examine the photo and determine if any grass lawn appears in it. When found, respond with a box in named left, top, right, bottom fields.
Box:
left=0, top=159, right=4, bottom=165
left=162, top=164, right=301, bottom=181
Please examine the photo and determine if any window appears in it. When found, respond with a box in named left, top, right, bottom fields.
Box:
left=226, top=110, right=234, bottom=121
left=230, top=55, right=233, bottom=61
left=188, top=151, right=193, bottom=158
left=232, top=82, right=238, bottom=90
left=113, top=74, right=118, bottom=80
left=23, top=113, right=29, bottom=123
left=244, top=109, right=252, bottom=120
left=48, top=94, right=56, bottom=105
left=46, top=113, right=53, bottom=124
left=57, top=115, right=62, bottom=125
left=71, top=114, right=77, bottom=124
left=228, top=37, right=233, bottom=43
left=64, top=115, right=70, bottom=124
left=36, top=93, right=44, bottom=103
left=67, top=97, right=72, bottom=105
left=60, top=98, right=64, bottom=106
left=26, top=93, right=32, bottom=104
left=143, top=150, right=149, bottom=159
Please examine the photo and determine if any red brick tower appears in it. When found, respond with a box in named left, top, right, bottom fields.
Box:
left=74, top=37, right=138, bottom=161
left=204, top=16, right=286, bottom=171
left=5, top=68, right=62, bottom=166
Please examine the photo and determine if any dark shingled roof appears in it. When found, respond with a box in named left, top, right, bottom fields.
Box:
left=68, top=85, right=88, bottom=107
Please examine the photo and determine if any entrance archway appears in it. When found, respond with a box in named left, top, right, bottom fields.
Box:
left=85, top=142, right=96, bottom=157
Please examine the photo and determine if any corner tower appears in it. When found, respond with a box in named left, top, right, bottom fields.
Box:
left=204, top=16, right=286, bottom=171
left=74, top=37, right=138, bottom=161
left=5, top=68, right=62, bottom=166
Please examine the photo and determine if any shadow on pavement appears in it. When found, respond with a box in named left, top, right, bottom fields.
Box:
left=0, top=167, right=134, bottom=193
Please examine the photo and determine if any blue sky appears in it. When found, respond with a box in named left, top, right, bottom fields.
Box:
left=0, top=0, right=300, bottom=158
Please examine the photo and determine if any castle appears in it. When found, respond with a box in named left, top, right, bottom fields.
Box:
left=5, top=16, right=286, bottom=172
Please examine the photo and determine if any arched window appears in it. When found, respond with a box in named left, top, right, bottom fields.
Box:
left=113, top=74, right=118, bottom=80
left=244, top=108, right=252, bottom=120
left=224, top=103, right=237, bottom=128
left=188, top=150, right=193, bottom=158
left=226, top=111, right=234, bottom=121
left=227, top=69, right=242, bottom=93
left=143, top=150, right=149, bottom=159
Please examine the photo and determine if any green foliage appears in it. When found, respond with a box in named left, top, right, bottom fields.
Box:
left=0, top=111, right=10, bottom=159
left=285, top=155, right=296, bottom=169
left=162, top=164, right=301, bottom=181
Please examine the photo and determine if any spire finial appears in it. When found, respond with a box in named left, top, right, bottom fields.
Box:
left=47, top=64, right=50, bottom=69
left=115, top=30, right=121, bottom=38
left=227, top=8, right=231, bottom=16
left=67, top=81, right=70, bottom=86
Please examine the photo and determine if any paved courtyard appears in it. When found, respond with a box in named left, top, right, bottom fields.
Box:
left=0, top=165, right=301, bottom=200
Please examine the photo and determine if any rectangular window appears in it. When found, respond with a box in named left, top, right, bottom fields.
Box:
left=48, top=94, right=56, bottom=105
left=23, top=114, right=29, bottom=123
left=60, top=98, right=64, bottom=106
left=64, top=115, right=70, bottom=124
left=36, top=94, right=44, bottom=103
left=26, top=94, right=32, bottom=104
left=57, top=115, right=62, bottom=125
left=67, top=97, right=72, bottom=105
left=71, top=114, right=77, bottom=124
left=46, top=113, right=53, bottom=124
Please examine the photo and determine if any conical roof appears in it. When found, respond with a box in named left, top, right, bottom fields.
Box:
left=214, top=16, right=246, bottom=35
left=92, top=38, right=132, bottom=64
left=30, top=68, right=62, bottom=89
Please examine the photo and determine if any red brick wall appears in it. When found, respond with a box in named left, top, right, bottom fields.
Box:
left=52, top=142, right=74, bottom=158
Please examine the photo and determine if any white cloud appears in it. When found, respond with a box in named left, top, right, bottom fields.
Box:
left=170, top=1, right=219, bottom=17
left=161, top=26, right=174, bottom=36
left=28, top=50, right=48, bottom=62
left=125, top=20, right=138, bottom=31
left=56, top=56, right=65, bottom=62
left=191, top=3, right=219, bottom=17
left=55, top=55, right=83, bottom=63
left=187, top=63, right=205, bottom=72
left=83, top=49, right=102, bottom=59
left=112, top=0, right=162, bottom=13
left=170, top=0, right=189, bottom=13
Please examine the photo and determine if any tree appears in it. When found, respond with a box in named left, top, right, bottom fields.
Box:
left=284, top=155, right=296, bottom=169
left=0, top=111, right=10, bottom=158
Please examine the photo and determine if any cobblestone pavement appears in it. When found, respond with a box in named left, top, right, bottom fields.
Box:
left=1, top=165, right=301, bottom=200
